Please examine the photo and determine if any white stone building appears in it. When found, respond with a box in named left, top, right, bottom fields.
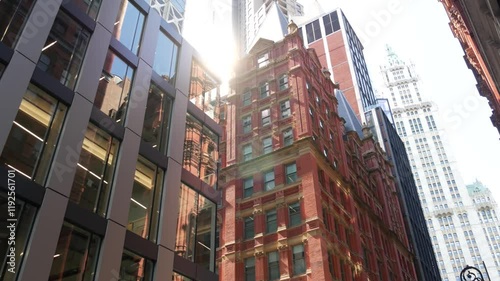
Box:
left=379, top=46, right=500, bottom=281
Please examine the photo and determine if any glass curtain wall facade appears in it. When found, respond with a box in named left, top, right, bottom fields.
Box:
left=0, top=1, right=220, bottom=281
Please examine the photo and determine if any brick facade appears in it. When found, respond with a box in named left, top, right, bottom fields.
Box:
left=217, top=26, right=417, bottom=281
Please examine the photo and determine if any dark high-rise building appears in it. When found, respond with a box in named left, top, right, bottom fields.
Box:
left=217, top=7, right=418, bottom=281
left=298, top=8, right=377, bottom=122
left=0, top=1, right=219, bottom=281
left=365, top=106, right=442, bottom=281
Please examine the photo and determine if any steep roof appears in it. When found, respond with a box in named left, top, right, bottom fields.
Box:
left=336, top=90, right=363, bottom=137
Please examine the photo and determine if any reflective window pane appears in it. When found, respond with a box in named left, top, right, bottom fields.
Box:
left=243, top=144, right=252, bottom=161
left=49, top=222, right=100, bottom=281
left=292, top=244, right=306, bottom=275
left=266, top=209, right=277, bottom=233
left=189, top=60, right=220, bottom=123
left=262, top=137, right=272, bottom=154
left=242, top=91, right=251, bottom=106
left=268, top=251, right=280, bottom=281
left=0, top=0, right=35, bottom=47
left=70, top=124, right=119, bottom=216
left=264, top=170, right=275, bottom=191
left=37, top=10, right=90, bottom=89
left=0, top=63, right=5, bottom=78
left=280, top=99, right=291, bottom=118
left=285, top=163, right=297, bottom=184
left=283, top=128, right=293, bottom=146
left=0, top=193, right=37, bottom=281
left=261, top=108, right=271, bottom=126
left=113, top=0, right=144, bottom=54
left=279, top=74, right=288, bottom=91
left=94, top=50, right=135, bottom=123
left=245, top=257, right=255, bottom=281
left=127, top=156, right=164, bottom=242
left=70, top=0, right=102, bottom=20
left=201, top=126, right=218, bottom=187
left=153, top=31, right=178, bottom=84
left=260, top=82, right=269, bottom=98
left=243, top=115, right=252, bottom=133
left=142, top=83, right=172, bottom=152
left=183, top=114, right=219, bottom=187
left=173, top=272, right=192, bottom=281
left=120, top=250, right=153, bottom=281
left=1, top=84, right=67, bottom=184
left=244, top=217, right=254, bottom=239
left=289, top=202, right=301, bottom=227
left=243, top=177, right=253, bottom=198
left=175, top=184, right=216, bottom=271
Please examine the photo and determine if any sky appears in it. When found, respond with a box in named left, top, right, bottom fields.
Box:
left=183, top=0, right=500, bottom=201
left=298, top=0, right=500, bottom=200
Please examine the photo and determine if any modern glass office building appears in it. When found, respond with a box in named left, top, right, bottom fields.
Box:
left=0, top=1, right=220, bottom=281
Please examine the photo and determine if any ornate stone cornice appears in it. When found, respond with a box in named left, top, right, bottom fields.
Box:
left=277, top=243, right=289, bottom=251
left=254, top=250, right=265, bottom=257
left=252, top=208, right=263, bottom=215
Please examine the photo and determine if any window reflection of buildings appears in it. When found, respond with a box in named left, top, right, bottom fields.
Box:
left=175, top=184, right=215, bottom=271
left=127, top=157, right=163, bottom=242
left=0, top=0, right=36, bottom=48
left=70, top=124, right=119, bottom=216
left=113, top=0, right=144, bottom=54
left=37, top=10, right=90, bottom=90
left=173, top=272, right=192, bottom=281
left=120, top=250, right=153, bottom=280
left=183, top=116, right=218, bottom=187
left=0, top=194, right=37, bottom=280
left=48, top=222, right=100, bottom=281
left=142, top=84, right=172, bottom=151
left=94, top=51, right=134, bottom=122
left=0, top=84, right=67, bottom=184
left=69, top=0, right=102, bottom=20
left=189, top=60, right=220, bottom=123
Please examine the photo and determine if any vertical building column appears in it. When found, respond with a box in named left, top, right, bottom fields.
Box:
left=15, top=0, right=62, bottom=62
left=93, top=221, right=127, bottom=281
left=124, top=12, right=157, bottom=133
left=106, top=129, right=141, bottom=226
left=255, top=253, right=266, bottom=281
left=153, top=246, right=174, bottom=281
left=96, top=0, right=121, bottom=33
left=45, top=94, right=93, bottom=195
left=158, top=158, right=182, bottom=250
left=45, top=4, right=116, bottom=195
left=307, top=236, right=329, bottom=281
left=138, top=10, right=161, bottom=68
left=276, top=202, right=287, bottom=230
left=301, top=156, right=321, bottom=221
left=220, top=182, right=237, bottom=280
left=253, top=209, right=264, bottom=235
left=74, top=23, right=112, bottom=101
left=278, top=244, right=290, bottom=278
left=17, top=190, right=68, bottom=281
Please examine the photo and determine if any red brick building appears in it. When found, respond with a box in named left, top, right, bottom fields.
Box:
left=297, top=9, right=378, bottom=123
left=439, top=0, right=500, bottom=135
left=217, top=22, right=417, bottom=281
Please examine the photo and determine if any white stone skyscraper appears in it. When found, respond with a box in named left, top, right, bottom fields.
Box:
left=379, top=46, right=500, bottom=280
